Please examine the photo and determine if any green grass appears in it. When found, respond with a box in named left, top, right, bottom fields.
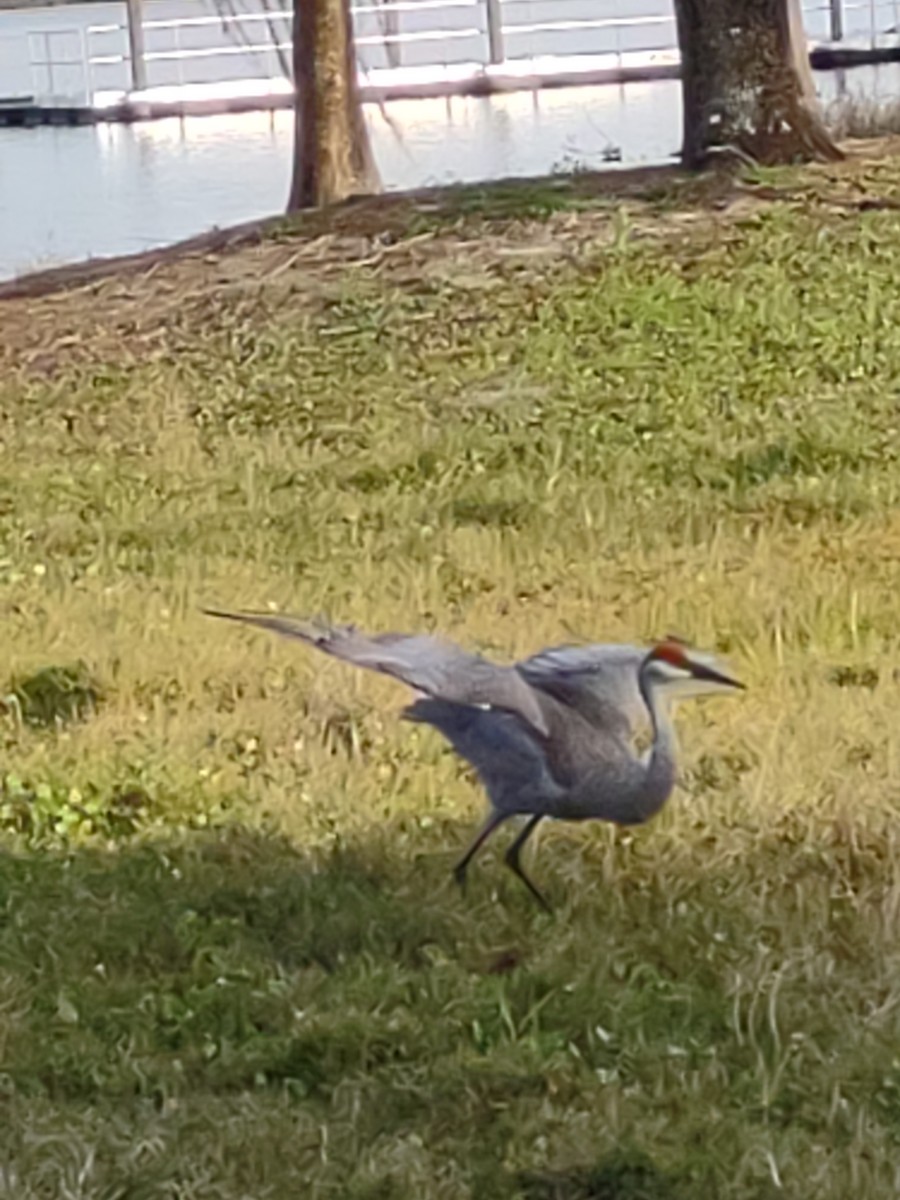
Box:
left=2, top=157, right=900, bottom=1197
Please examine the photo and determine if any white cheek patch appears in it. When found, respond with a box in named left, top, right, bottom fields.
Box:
left=654, top=661, right=691, bottom=683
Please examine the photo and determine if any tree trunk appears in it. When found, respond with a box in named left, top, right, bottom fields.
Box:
left=287, top=0, right=380, bottom=212
left=673, top=0, right=843, bottom=167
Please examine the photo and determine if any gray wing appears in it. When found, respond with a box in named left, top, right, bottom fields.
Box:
left=403, top=698, right=565, bottom=814
left=204, top=609, right=551, bottom=737
left=519, top=641, right=739, bottom=736
left=517, top=643, right=648, bottom=737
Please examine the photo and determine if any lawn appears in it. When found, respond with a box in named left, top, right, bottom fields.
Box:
left=1, top=149, right=899, bottom=1198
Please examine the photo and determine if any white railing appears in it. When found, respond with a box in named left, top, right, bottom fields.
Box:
left=83, top=1, right=681, bottom=100
left=26, top=28, right=90, bottom=103
left=7, top=0, right=900, bottom=109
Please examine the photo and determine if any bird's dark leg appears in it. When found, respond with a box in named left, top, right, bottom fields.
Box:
left=453, top=812, right=509, bottom=893
left=504, top=815, right=551, bottom=913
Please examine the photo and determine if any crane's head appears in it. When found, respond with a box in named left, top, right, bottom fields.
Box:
left=642, top=639, right=745, bottom=695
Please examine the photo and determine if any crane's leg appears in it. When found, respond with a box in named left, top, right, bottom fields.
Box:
left=504, top=815, right=551, bottom=913
left=453, top=811, right=509, bottom=892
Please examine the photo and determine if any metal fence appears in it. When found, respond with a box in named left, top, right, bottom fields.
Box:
left=3, top=0, right=899, bottom=109
left=82, top=0, right=684, bottom=100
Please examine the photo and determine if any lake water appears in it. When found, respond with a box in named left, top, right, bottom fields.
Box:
left=1, top=0, right=899, bottom=281
left=0, top=81, right=686, bottom=278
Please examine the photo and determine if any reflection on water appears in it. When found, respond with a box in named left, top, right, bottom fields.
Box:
left=1, top=64, right=899, bottom=281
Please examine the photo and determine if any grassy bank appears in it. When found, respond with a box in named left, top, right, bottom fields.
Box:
left=1, top=152, right=900, bottom=1198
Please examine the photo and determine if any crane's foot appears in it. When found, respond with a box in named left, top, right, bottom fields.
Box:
left=452, top=861, right=469, bottom=893
left=503, top=814, right=552, bottom=914
left=451, top=813, right=508, bottom=899
left=517, top=875, right=552, bottom=915
left=504, top=848, right=552, bottom=914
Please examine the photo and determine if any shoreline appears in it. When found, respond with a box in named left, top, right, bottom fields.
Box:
left=0, top=161, right=686, bottom=302
left=3, top=139, right=898, bottom=303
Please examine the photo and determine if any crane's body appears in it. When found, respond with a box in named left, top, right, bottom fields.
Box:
left=205, top=609, right=744, bottom=910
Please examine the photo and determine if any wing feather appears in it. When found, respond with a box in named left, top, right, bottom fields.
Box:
left=204, top=609, right=551, bottom=737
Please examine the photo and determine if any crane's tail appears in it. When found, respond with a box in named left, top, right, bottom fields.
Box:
left=202, top=608, right=350, bottom=650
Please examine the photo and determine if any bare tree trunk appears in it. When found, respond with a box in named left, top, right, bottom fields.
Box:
left=673, top=0, right=843, bottom=167
left=287, top=0, right=380, bottom=212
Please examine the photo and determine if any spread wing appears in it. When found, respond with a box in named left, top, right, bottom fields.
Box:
left=517, top=643, right=647, bottom=738
left=204, top=609, right=551, bottom=737
left=519, top=641, right=739, bottom=737
left=403, top=697, right=565, bottom=810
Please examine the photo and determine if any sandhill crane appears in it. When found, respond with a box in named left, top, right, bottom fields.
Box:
left=204, top=610, right=744, bottom=910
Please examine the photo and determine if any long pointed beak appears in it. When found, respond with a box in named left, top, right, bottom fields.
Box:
left=689, top=661, right=745, bottom=690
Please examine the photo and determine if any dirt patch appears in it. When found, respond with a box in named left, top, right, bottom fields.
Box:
left=2, top=139, right=899, bottom=378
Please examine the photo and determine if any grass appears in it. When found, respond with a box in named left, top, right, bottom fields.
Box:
left=2, top=150, right=900, bottom=1197
left=828, top=94, right=900, bottom=141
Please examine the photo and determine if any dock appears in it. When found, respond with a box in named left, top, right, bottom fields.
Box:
left=0, top=0, right=898, bottom=131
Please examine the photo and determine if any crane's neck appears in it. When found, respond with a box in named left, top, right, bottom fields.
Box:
left=634, top=665, right=679, bottom=822
left=553, top=663, right=682, bottom=826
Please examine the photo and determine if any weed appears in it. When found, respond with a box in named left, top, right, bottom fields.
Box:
left=6, top=662, right=101, bottom=728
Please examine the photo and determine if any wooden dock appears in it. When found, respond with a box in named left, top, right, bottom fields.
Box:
left=0, top=32, right=897, bottom=129
left=0, top=60, right=683, bottom=127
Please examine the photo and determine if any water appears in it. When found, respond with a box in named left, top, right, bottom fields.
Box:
left=0, top=80, right=683, bottom=276
left=1, top=0, right=899, bottom=282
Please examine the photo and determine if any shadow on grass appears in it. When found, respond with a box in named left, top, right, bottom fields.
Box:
left=0, top=809, right=893, bottom=1196
left=0, top=819, right=545, bottom=1098
left=520, top=1147, right=685, bottom=1200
